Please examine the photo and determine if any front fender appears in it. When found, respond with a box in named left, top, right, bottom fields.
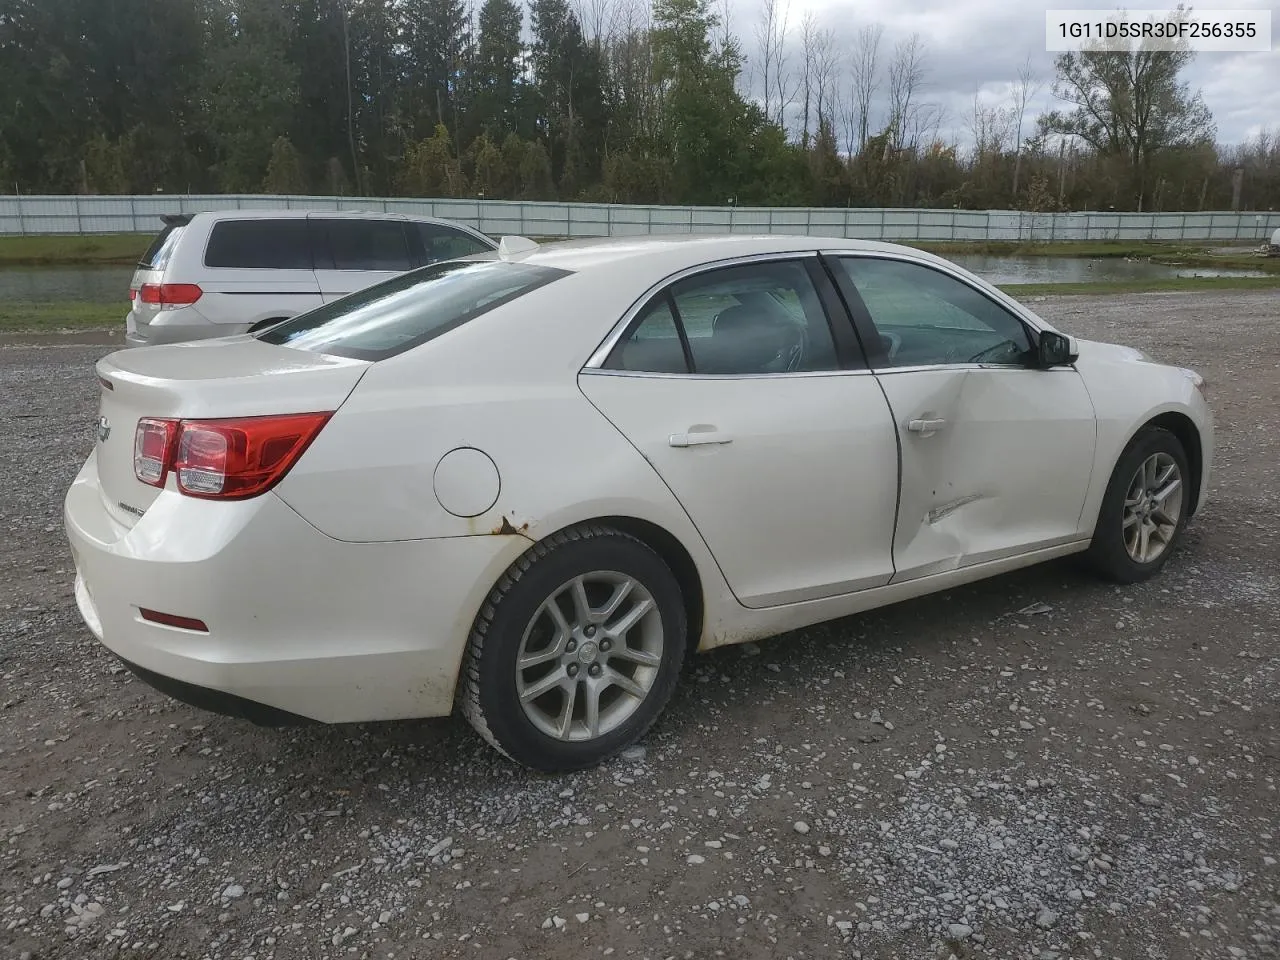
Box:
left=1074, top=350, right=1213, bottom=534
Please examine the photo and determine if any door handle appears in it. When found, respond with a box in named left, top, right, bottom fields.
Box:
left=669, top=431, right=733, bottom=447
left=907, top=418, right=948, bottom=434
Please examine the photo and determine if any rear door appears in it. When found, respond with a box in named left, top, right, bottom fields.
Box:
left=579, top=255, right=901, bottom=608
left=310, top=217, right=417, bottom=302
left=197, top=218, right=323, bottom=331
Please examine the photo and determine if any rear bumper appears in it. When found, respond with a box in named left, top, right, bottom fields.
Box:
left=65, top=451, right=528, bottom=723
left=117, top=656, right=315, bottom=726
left=126, top=306, right=242, bottom=347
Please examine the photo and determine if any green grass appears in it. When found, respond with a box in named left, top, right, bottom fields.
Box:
left=0, top=301, right=122, bottom=332
left=0, top=233, right=148, bottom=266
left=999, top=275, right=1280, bottom=297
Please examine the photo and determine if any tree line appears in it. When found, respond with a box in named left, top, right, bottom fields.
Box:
left=0, top=0, right=1276, bottom=211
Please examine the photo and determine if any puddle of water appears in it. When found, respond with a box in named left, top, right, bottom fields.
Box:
left=948, top=255, right=1266, bottom=285
left=0, top=265, right=133, bottom=303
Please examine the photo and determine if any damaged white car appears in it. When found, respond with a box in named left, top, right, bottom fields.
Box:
left=65, top=235, right=1213, bottom=771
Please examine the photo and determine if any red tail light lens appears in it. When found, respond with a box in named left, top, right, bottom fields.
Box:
left=134, top=418, right=178, bottom=487
left=138, top=283, right=202, bottom=308
left=133, top=413, right=331, bottom=498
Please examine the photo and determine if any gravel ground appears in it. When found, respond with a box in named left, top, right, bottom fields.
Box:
left=1, top=291, right=1277, bottom=960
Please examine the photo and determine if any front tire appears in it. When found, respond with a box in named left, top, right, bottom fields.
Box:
left=1085, top=426, right=1190, bottom=584
left=460, top=524, right=687, bottom=772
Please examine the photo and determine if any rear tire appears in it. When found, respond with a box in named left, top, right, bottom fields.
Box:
left=460, top=524, right=687, bottom=772
left=1085, top=426, right=1190, bottom=584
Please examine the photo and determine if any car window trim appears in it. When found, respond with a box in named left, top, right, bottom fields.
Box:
left=584, top=251, right=868, bottom=378
left=665, top=291, right=697, bottom=373
left=821, top=251, right=1046, bottom=371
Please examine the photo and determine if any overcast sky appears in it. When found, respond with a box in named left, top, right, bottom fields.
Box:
left=722, top=0, right=1278, bottom=148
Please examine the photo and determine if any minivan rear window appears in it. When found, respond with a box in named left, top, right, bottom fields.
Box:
left=256, top=259, right=570, bottom=361
left=139, top=224, right=185, bottom=270
left=204, top=220, right=313, bottom=269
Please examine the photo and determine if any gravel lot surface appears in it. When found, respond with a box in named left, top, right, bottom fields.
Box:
left=2, top=291, right=1277, bottom=960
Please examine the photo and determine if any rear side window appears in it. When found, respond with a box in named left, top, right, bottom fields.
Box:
left=139, top=223, right=185, bottom=270
left=204, top=220, right=312, bottom=269
left=417, top=223, right=493, bottom=264
left=321, top=219, right=414, bottom=271
left=257, top=259, right=570, bottom=361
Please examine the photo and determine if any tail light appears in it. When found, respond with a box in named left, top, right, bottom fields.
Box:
left=132, top=413, right=332, bottom=499
left=138, top=283, right=202, bottom=308
left=134, top=418, right=178, bottom=486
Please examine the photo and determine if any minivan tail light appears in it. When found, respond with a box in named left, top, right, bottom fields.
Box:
left=131, top=413, right=332, bottom=499
left=138, top=283, right=202, bottom=308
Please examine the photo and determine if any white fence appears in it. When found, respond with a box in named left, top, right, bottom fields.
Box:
left=2, top=194, right=1278, bottom=243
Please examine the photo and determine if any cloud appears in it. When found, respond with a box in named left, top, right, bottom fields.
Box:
left=728, top=0, right=1276, bottom=146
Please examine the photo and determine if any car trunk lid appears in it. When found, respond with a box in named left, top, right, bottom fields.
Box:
left=93, top=337, right=370, bottom=526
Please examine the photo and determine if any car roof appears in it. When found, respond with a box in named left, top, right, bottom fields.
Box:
left=477, top=233, right=957, bottom=275
left=183, top=209, right=480, bottom=226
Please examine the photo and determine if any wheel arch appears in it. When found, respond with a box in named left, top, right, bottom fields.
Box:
left=537, top=515, right=706, bottom=657
left=1141, top=411, right=1203, bottom=516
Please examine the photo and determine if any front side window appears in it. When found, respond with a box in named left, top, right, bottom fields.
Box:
left=257, top=259, right=569, bottom=361
left=834, top=257, right=1033, bottom=368
left=204, top=220, right=312, bottom=270
left=605, top=260, right=840, bottom=375
left=418, top=223, right=493, bottom=264
left=321, top=219, right=414, bottom=271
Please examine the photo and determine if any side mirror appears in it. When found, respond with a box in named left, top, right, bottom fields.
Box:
left=1037, top=331, right=1078, bottom=368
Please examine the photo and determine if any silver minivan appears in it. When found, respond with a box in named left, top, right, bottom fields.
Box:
left=126, top=210, right=497, bottom=346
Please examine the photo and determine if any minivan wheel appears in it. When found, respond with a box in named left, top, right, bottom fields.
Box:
left=1085, top=426, right=1190, bottom=584
left=460, top=524, right=687, bottom=772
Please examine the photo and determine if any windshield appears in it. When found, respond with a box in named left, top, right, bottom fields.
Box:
left=257, top=258, right=570, bottom=361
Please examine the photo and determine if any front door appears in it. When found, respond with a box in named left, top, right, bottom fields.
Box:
left=579, top=256, right=901, bottom=608
left=826, top=254, right=1098, bottom=581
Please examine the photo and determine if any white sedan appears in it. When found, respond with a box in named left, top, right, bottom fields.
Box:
left=64, top=235, right=1213, bottom=771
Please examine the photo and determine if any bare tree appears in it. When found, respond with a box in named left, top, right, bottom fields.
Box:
left=717, top=0, right=733, bottom=57
left=573, top=0, right=613, bottom=47
left=968, top=93, right=1015, bottom=159
left=1011, top=55, right=1042, bottom=202
left=754, top=0, right=795, bottom=129
left=800, top=10, right=817, bottom=145
left=887, top=33, right=925, bottom=151
left=813, top=26, right=838, bottom=133
left=845, top=24, right=882, bottom=155
left=755, top=0, right=780, bottom=125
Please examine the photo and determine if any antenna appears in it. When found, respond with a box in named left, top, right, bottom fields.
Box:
left=497, top=236, right=540, bottom=260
